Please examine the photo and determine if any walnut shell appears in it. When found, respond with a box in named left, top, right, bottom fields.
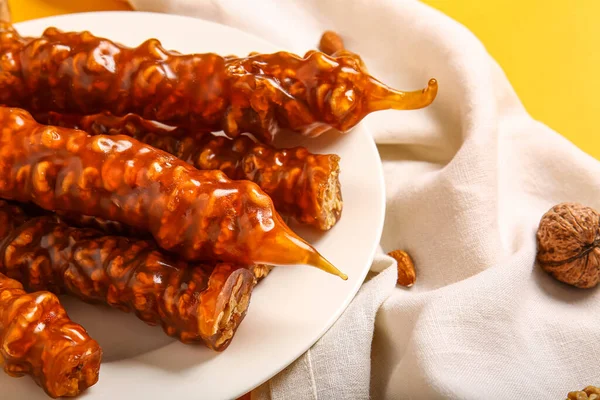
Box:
left=567, top=386, right=600, bottom=400
left=536, top=202, right=600, bottom=288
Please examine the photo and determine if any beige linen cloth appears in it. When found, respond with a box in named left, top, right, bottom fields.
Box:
left=128, top=0, right=600, bottom=398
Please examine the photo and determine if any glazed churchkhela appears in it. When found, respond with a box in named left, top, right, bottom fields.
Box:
left=61, top=210, right=274, bottom=281
left=17, top=200, right=144, bottom=237
left=39, top=111, right=343, bottom=230
left=0, top=201, right=255, bottom=350
left=19, top=201, right=273, bottom=281
left=0, top=269, right=101, bottom=398
left=0, top=23, right=438, bottom=144
left=0, top=107, right=346, bottom=279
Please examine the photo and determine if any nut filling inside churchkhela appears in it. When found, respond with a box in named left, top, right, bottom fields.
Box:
left=37, top=111, right=343, bottom=231
left=0, top=200, right=256, bottom=351
left=0, top=22, right=438, bottom=144
left=0, top=107, right=347, bottom=279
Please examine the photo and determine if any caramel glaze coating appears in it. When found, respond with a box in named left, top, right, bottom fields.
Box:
left=0, top=273, right=101, bottom=398
left=56, top=211, right=145, bottom=238
left=40, top=111, right=343, bottom=231
left=0, top=23, right=437, bottom=144
left=0, top=107, right=345, bottom=278
left=15, top=200, right=142, bottom=238
left=35, top=112, right=190, bottom=141
left=57, top=209, right=273, bottom=281
left=16, top=201, right=272, bottom=282
left=0, top=200, right=255, bottom=351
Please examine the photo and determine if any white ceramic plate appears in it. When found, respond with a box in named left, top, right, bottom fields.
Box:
left=5, top=12, right=385, bottom=400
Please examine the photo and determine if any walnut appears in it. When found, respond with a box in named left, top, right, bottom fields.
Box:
left=388, top=250, right=416, bottom=287
left=536, top=202, right=600, bottom=288
left=567, top=386, right=600, bottom=400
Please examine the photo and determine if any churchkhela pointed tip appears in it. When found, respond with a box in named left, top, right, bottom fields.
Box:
left=367, top=77, right=438, bottom=112
left=253, top=229, right=347, bottom=280
left=306, top=249, right=348, bottom=280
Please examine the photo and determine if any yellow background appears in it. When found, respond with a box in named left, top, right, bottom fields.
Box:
left=9, top=0, right=599, bottom=159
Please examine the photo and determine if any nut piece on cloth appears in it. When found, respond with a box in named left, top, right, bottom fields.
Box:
left=387, top=250, right=416, bottom=287
left=536, top=202, right=600, bottom=288
left=567, top=385, right=600, bottom=400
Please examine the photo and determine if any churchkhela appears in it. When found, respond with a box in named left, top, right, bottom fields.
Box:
left=0, top=200, right=255, bottom=350
left=0, top=22, right=437, bottom=144
left=38, top=111, right=343, bottom=230
left=0, top=107, right=346, bottom=279
left=0, top=269, right=101, bottom=398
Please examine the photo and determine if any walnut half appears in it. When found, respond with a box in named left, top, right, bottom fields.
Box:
left=536, top=202, right=600, bottom=288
